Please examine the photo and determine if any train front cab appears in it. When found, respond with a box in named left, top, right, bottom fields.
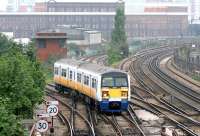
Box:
left=99, top=72, right=130, bottom=112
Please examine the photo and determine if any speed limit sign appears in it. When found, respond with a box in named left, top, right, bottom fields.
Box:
left=47, top=105, right=58, bottom=116
left=36, top=120, right=48, bottom=133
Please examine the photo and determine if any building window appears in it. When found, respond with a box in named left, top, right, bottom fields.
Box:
left=58, top=39, right=65, bottom=47
left=54, top=67, right=58, bottom=75
left=92, top=78, right=97, bottom=89
left=38, top=40, right=46, bottom=48
left=61, top=69, right=67, bottom=77
left=77, top=73, right=82, bottom=82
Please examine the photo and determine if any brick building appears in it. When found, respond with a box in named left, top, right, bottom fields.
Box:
left=35, top=31, right=67, bottom=61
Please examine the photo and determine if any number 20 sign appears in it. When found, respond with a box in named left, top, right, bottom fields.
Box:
left=47, top=105, right=58, bottom=116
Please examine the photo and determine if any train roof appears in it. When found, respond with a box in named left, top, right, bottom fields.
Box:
left=55, top=58, right=125, bottom=75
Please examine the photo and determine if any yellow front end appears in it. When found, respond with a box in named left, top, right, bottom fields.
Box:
left=101, top=87, right=128, bottom=100
left=100, top=87, right=129, bottom=112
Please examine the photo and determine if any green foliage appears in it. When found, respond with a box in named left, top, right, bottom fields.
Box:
left=68, top=43, right=85, bottom=57
left=108, top=43, right=122, bottom=64
left=0, top=101, right=25, bottom=136
left=178, top=47, right=190, bottom=60
left=107, top=7, right=128, bottom=64
left=192, top=75, right=200, bottom=81
left=0, top=34, right=13, bottom=53
left=42, top=54, right=63, bottom=83
left=0, top=47, right=44, bottom=118
left=0, top=98, right=26, bottom=136
left=0, top=34, right=45, bottom=135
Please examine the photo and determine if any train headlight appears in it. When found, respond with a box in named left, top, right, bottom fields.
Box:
left=102, top=91, right=109, bottom=98
left=121, top=91, right=128, bottom=97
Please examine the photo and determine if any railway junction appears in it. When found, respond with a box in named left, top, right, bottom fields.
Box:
left=30, top=45, right=200, bottom=136
left=1, top=1, right=200, bottom=136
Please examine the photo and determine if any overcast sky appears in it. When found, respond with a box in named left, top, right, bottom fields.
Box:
left=0, top=0, right=7, bottom=11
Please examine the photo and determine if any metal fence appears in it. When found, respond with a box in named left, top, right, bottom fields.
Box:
left=173, top=56, right=200, bottom=78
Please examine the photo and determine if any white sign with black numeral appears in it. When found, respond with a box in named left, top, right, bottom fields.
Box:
left=36, top=120, right=48, bottom=133
left=47, top=105, right=58, bottom=116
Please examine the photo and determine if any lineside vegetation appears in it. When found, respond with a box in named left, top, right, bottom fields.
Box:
left=0, top=34, right=45, bottom=136
left=107, top=7, right=129, bottom=64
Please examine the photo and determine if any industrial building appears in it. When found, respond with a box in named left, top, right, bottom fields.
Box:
left=0, top=0, right=189, bottom=40
left=35, top=31, right=67, bottom=61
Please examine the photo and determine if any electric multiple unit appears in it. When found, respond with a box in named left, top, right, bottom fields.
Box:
left=54, top=59, right=130, bottom=112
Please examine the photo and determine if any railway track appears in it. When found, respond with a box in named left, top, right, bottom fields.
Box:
left=150, top=55, right=200, bottom=105
left=42, top=98, right=73, bottom=136
left=47, top=84, right=147, bottom=136
left=141, top=54, right=200, bottom=112
left=130, top=93, right=199, bottom=136
left=57, top=111, right=73, bottom=136
left=45, top=86, right=95, bottom=136
left=166, top=57, right=200, bottom=88
left=45, top=46, right=200, bottom=135
left=125, top=47, right=200, bottom=135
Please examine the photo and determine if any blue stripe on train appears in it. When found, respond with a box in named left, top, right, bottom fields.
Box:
left=99, top=100, right=128, bottom=112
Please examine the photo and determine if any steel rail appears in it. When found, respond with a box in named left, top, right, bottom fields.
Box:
left=46, top=91, right=95, bottom=136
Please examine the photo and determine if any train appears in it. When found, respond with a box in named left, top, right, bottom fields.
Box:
left=54, top=59, right=130, bottom=112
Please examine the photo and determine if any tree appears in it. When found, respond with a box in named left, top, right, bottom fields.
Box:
left=0, top=34, right=45, bottom=118
left=108, top=7, right=128, bottom=64
left=0, top=98, right=25, bottom=136
left=68, top=43, right=85, bottom=57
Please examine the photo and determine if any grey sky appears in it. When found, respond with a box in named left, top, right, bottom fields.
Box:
left=0, top=0, right=7, bottom=11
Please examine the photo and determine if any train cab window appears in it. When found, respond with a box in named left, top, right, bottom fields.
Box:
left=84, top=75, right=89, bottom=85
left=102, top=77, right=114, bottom=87
left=102, top=76, right=128, bottom=87
left=54, top=67, right=58, bottom=75
left=92, top=78, right=97, bottom=89
left=61, top=69, right=67, bottom=77
left=115, top=77, right=128, bottom=87
left=77, top=73, right=82, bottom=82
left=69, top=71, right=73, bottom=79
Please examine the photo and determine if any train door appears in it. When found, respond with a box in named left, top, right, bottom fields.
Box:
left=66, top=67, right=69, bottom=87
left=58, top=65, right=61, bottom=83
left=91, top=76, right=97, bottom=99
left=89, top=75, right=91, bottom=98
left=68, top=68, right=74, bottom=89
left=74, top=69, right=78, bottom=90
left=83, top=73, right=90, bottom=96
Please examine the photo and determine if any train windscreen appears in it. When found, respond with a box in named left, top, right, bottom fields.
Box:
left=102, top=76, right=128, bottom=87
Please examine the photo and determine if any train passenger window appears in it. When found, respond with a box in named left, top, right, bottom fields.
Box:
left=102, top=77, right=114, bottom=87
left=69, top=71, right=73, bottom=79
left=54, top=67, right=58, bottom=75
left=77, top=73, right=82, bottom=82
left=61, top=69, right=67, bottom=77
left=92, top=78, right=97, bottom=89
left=84, top=75, right=89, bottom=85
left=115, top=77, right=128, bottom=87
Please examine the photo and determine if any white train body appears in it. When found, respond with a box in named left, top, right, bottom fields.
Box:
left=54, top=59, right=130, bottom=112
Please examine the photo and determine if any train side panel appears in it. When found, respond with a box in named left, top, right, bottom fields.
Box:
left=54, top=60, right=130, bottom=112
